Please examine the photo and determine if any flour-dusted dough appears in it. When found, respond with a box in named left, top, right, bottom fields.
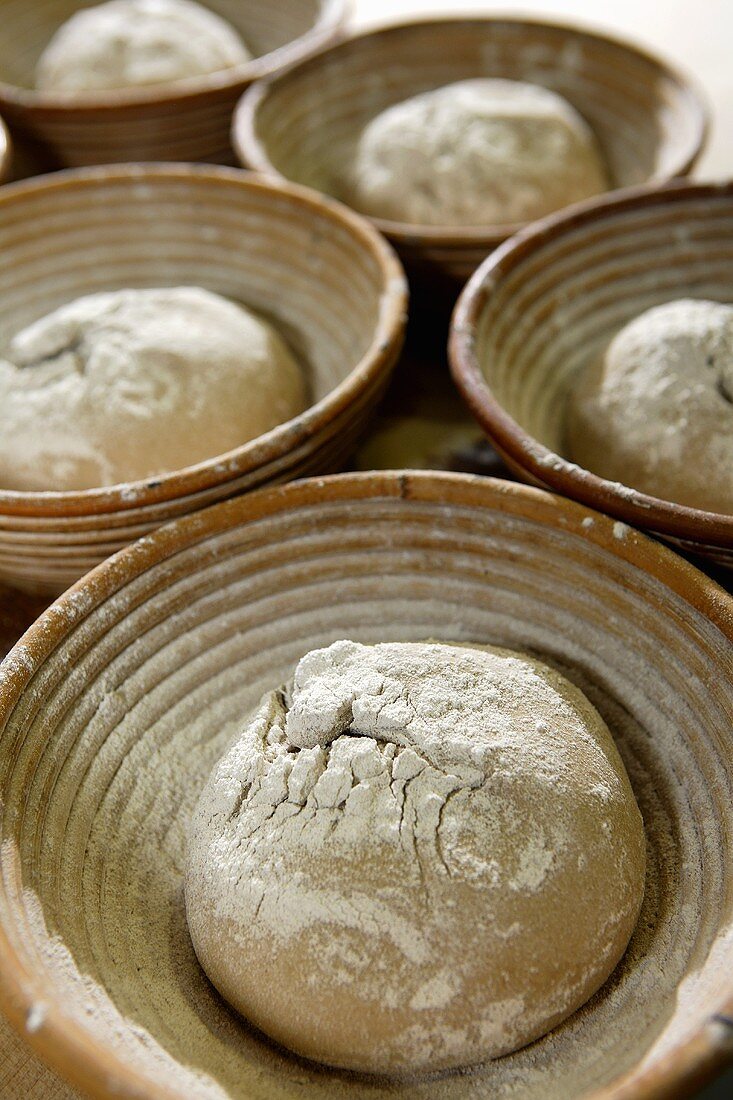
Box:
left=343, top=79, right=608, bottom=228
left=36, top=0, right=251, bottom=93
left=0, top=286, right=307, bottom=491
left=567, top=299, right=733, bottom=513
left=185, top=639, right=645, bottom=1076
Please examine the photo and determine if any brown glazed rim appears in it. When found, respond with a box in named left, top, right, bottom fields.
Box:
left=0, top=162, right=408, bottom=519
left=0, top=470, right=732, bottom=1099
left=233, top=14, right=710, bottom=249
left=0, top=0, right=351, bottom=110
left=449, top=179, right=733, bottom=546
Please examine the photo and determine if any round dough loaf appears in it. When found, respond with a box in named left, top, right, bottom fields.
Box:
left=343, top=78, right=608, bottom=228
left=185, top=639, right=646, bottom=1076
left=567, top=298, right=733, bottom=513
left=36, top=0, right=250, bottom=93
left=0, top=286, right=307, bottom=491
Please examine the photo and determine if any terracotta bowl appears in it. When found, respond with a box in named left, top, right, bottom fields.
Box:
left=0, top=0, right=350, bottom=168
left=233, top=17, right=708, bottom=292
left=1, top=470, right=733, bottom=1099
left=450, top=180, right=733, bottom=569
left=0, top=165, right=407, bottom=596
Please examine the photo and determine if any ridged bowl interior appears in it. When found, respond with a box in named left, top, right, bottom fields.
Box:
left=449, top=181, right=733, bottom=565
left=0, top=472, right=732, bottom=1100
left=0, top=0, right=348, bottom=165
left=0, top=166, right=406, bottom=595
left=234, top=18, right=707, bottom=285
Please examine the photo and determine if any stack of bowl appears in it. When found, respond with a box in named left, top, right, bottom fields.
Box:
left=0, top=164, right=407, bottom=594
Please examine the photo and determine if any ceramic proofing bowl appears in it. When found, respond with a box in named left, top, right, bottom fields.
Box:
left=234, top=17, right=708, bottom=292
left=450, top=180, right=733, bottom=569
left=0, top=471, right=732, bottom=1099
left=0, top=164, right=407, bottom=595
left=0, top=0, right=350, bottom=167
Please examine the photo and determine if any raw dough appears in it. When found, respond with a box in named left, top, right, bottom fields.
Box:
left=36, top=0, right=251, bottom=93
left=567, top=298, right=733, bottom=513
left=0, top=286, right=307, bottom=491
left=343, top=79, right=608, bottom=228
left=185, top=639, right=645, bottom=1076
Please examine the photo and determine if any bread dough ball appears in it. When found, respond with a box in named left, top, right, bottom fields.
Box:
left=343, top=79, right=608, bottom=228
left=185, top=640, right=645, bottom=1076
left=36, top=0, right=251, bottom=93
left=0, top=287, right=307, bottom=491
left=567, top=299, right=733, bottom=513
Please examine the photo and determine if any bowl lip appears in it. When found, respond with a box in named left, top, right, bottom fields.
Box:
left=232, top=12, right=710, bottom=250
left=0, top=469, right=733, bottom=1099
left=449, top=177, right=733, bottom=545
left=0, top=161, right=408, bottom=519
left=0, top=0, right=352, bottom=111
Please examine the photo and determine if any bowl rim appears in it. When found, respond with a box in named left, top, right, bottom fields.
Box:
left=0, top=161, right=408, bottom=518
left=449, top=178, right=733, bottom=545
left=0, top=469, right=732, bottom=1098
left=0, top=0, right=352, bottom=110
left=232, top=13, right=710, bottom=250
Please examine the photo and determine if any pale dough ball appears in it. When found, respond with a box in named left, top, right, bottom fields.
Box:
left=343, top=79, right=609, bottom=228
left=0, top=287, right=307, bottom=491
left=567, top=299, right=733, bottom=513
left=185, top=640, right=645, bottom=1076
left=36, top=0, right=251, bottom=93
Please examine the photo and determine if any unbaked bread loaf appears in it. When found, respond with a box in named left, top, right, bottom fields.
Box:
left=36, top=0, right=251, bottom=93
left=0, top=286, right=307, bottom=491
left=185, top=639, right=646, bottom=1076
left=343, top=79, right=608, bottom=228
left=567, top=298, right=733, bottom=513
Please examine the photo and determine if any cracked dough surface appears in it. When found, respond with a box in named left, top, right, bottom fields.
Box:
left=342, top=79, right=608, bottom=228
left=0, top=286, right=307, bottom=491
left=36, top=0, right=251, bottom=93
left=184, top=640, right=646, bottom=1076
left=567, top=299, right=733, bottom=513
